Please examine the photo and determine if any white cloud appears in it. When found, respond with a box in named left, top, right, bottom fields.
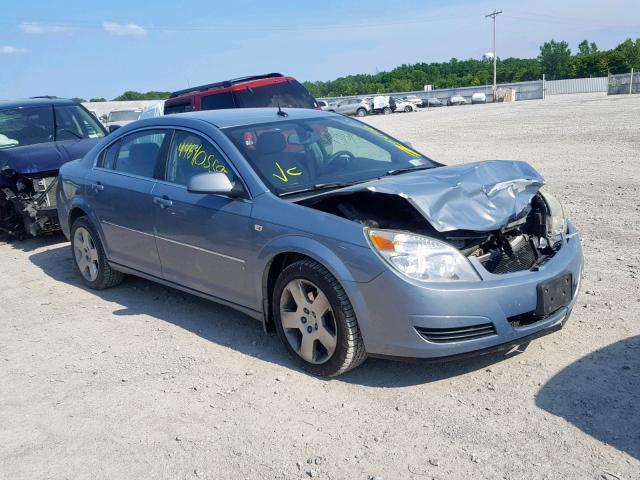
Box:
left=0, top=46, right=28, bottom=54
left=103, top=21, right=147, bottom=37
left=19, top=22, right=71, bottom=34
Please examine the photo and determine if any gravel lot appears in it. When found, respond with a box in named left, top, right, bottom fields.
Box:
left=1, top=93, right=639, bottom=480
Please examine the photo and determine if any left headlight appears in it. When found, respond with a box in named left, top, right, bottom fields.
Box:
left=366, top=229, right=481, bottom=282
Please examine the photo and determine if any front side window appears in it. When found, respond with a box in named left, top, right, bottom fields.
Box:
left=54, top=105, right=106, bottom=141
left=164, top=131, right=235, bottom=186
left=100, top=129, right=167, bottom=178
left=0, top=107, right=54, bottom=149
left=224, top=115, right=434, bottom=195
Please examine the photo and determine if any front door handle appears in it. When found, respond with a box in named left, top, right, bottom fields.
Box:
left=153, top=196, right=173, bottom=209
left=92, top=182, right=104, bottom=192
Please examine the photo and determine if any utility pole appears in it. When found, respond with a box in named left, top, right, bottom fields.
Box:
left=485, top=9, right=502, bottom=101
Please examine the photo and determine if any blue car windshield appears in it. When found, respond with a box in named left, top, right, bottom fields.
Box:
left=223, top=115, right=435, bottom=195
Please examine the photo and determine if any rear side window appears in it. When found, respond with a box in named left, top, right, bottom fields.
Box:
left=0, top=107, right=54, bottom=149
left=164, top=100, right=192, bottom=115
left=164, top=130, right=235, bottom=186
left=233, top=80, right=317, bottom=109
left=201, top=92, right=235, bottom=111
left=100, top=129, right=168, bottom=178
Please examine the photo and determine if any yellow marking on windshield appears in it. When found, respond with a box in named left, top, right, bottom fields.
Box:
left=273, top=162, right=302, bottom=182
left=362, top=125, right=421, bottom=157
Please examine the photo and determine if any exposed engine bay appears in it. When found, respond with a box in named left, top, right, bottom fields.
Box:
left=298, top=190, right=563, bottom=275
left=0, top=169, right=60, bottom=237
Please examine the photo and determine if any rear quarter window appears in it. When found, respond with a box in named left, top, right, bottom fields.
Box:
left=164, top=100, right=192, bottom=115
left=201, top=92, right=236, bottom=110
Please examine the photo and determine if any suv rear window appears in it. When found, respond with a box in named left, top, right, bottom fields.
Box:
left=234, top=80, right=316, bottom=109
left=164, top=100, right=192, bottom=115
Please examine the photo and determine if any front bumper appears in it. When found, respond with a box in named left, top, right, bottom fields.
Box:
left=344, top=222, right=584, bottom=359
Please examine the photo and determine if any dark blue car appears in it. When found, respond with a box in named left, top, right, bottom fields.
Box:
left=0, top=98, right=107, bottom=237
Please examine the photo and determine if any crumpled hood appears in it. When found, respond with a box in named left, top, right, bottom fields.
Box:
left=0, top=138, right=99, bottom=176
left=343, top=160, right=545, bottom=232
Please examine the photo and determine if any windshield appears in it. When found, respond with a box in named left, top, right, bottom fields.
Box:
left=108, top=110, right=141, bottom=122
left=234, top=80, right=317, bottom=109
left=223, top=115, right=435, bottom=195
left=0, top=104, right=105, bottom=150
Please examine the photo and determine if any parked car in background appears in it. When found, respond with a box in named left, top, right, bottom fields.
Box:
left=317, top=100, right=331, bottom=111
left=164, top=73, right=318, bottom=115
left=471, top=92, right=487, bottom=104
left=370, top=95, right=396, bottom=114
left=106, top=109, right=142, bottom=132
left=447, top=95, right=467, bottom=106
left=327, top=98, right=371, bottom=117
left=423, top=97, right=444, bottom=107
left=394, top=97, right=417, bottom=112
left=402, top=95, right=424, bottom=107
left=0, top=97, right=106, bottom=237
left=139, top=102, right=165, bottom=120
left=56, top=107, right=582, bottom=376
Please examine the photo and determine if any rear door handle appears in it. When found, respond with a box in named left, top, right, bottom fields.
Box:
left=153, top=196, right=173, bottom=209
left=92, top=182, right=104, bottom=192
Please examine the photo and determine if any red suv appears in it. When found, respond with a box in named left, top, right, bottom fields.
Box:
left=164, top=73, right=318, bottom=115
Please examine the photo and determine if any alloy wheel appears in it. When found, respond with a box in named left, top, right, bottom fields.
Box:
left=73, top=226, right=99, bottom=282
left=279, top=279, right=337, bottom=364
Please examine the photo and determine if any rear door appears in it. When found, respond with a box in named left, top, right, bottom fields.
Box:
left=87, top=129, right=170, bottom=277
left=152, top=129, right=254, bottom=307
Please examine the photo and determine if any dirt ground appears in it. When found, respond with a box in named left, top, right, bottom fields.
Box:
left=1, top=93, right=639, bottom=480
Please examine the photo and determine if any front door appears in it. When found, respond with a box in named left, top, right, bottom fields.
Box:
left=88, top=129, right=169, bottom=277
left=152, top=129, right=254, bottom=307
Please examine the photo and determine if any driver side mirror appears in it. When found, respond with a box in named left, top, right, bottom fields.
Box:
left=187, top=172, right=245, bottom=198
left=108, top=125, right=121, bottom=133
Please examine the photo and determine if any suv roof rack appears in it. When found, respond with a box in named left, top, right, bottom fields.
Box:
left=30, top=95, right=58, bottom=99
left=169, top=73, right=285, bottom=98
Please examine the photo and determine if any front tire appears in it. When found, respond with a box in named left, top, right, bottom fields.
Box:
left=273, top=259, right=367, bottom=376
left=71, top=216, right=124, bottom=289
left=404, top=106, right=412, bottom=112
left=382, top=107, right=392, bottom=115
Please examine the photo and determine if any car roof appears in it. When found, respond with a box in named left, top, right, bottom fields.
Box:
left=0, top=97, right=78, bottom=110
left=139, top=107, right=331, bottom=129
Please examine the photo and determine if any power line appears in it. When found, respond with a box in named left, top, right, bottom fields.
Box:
left=485, top=9, right=503, bottom=98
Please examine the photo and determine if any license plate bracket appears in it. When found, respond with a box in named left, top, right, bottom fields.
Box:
left=535, top=273, right=573, bottom=318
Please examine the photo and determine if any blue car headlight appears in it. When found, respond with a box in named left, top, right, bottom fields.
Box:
left=539, top=188, right=567, bottom=245
left=366, top=229, right=481, bottom=282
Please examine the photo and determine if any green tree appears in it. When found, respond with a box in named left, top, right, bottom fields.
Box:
left=71, top=97, right=86, bottom=103
left=538, top=40, right=572, bottom=80
left=112, top=90, right=171, bottom=101
left=89, top=97, right=107, bottom=102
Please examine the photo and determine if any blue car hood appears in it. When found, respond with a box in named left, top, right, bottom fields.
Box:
left=0, top=138, right=98, bottom=176
left=344, top=160, right=545, bottom=232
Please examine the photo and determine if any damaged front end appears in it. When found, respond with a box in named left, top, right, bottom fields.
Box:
left=297, top=161, right=567, bottom=279
left=0, top=167, right=60, bottom=237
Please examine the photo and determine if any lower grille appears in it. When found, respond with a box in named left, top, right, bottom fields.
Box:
left=481, top=239, right=536, bottom=274
left=416, top=323, right=497, bottom=343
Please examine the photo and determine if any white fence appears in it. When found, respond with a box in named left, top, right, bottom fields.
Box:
left=545, top=77, right=608, bottom=95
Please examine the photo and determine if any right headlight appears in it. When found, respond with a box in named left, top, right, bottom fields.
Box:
left=366, top=229, right=480, bottom=282
left=539, top=188, right=567, bottom=245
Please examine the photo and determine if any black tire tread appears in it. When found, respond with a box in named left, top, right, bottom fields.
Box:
left=276, top=259, right=367, bottom=376
left=71, top=216, right=124, bottom=290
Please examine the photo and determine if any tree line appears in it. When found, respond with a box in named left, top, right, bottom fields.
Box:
left=303, top=37, right=640, bottom=98
left=72, top=37, right=640, bottom=102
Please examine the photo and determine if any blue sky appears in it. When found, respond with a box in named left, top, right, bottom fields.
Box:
left=1, top=0, right=639, bottom=99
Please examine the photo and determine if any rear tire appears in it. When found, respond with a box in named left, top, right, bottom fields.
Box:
left=404, top=106, right=412, bottom=112
left=356, top=108, right=367, bottom=117
left=70, top=216, right=124, bottom=290
left=382, top=107, right=392, bottom=115
left=273, top=259, right=367, bottom=376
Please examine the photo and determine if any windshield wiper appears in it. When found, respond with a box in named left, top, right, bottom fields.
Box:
left=280, top=182, right=359, bottom=197
left=383, top=165, right=433, bottom=176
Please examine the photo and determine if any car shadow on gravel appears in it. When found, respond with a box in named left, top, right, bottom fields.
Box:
left=28, top=243, right=531, bottom=387
left=535, top=335, right=640, bottom=461
left=3, top=231, right=67, bottom=252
